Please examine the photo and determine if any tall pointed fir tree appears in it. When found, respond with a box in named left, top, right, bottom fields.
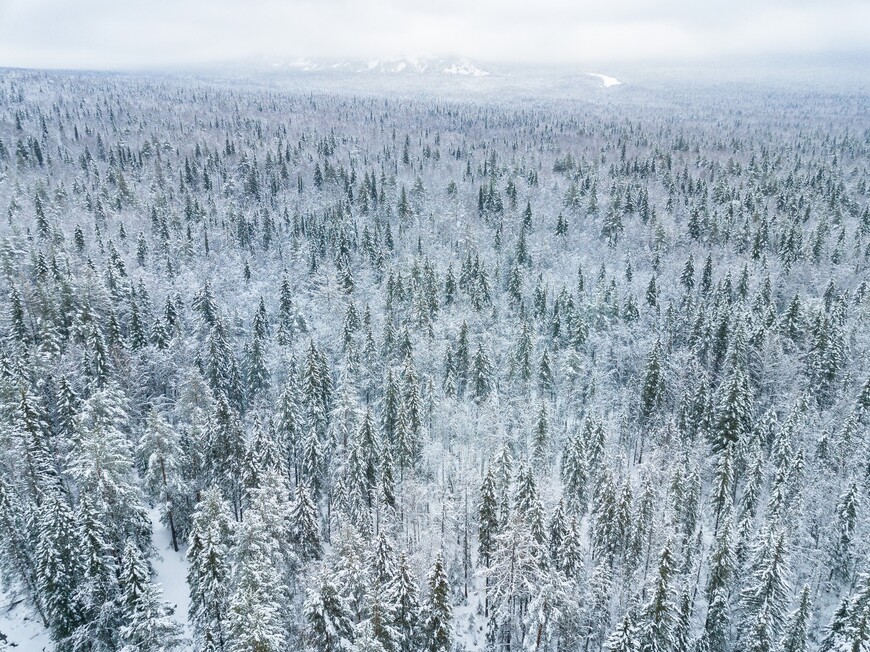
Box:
left=740, top=528, right=791, bottom=650
left=187, top=488, right=233, bottom=652
left=423, top=552, right=452, bottom=652
left=710, top=337, right=752, bottom=455
left=780, top=585, right=811, bottom=652
left=305, top=570, right=354, bottom=652
left=138, top=408, right=186, bottom=552
left=276, top=366, right=303, bottom=483
left=561, top=431, right=588, bottom=514
left=638, top=542, right=677, bottom=652
left=289, top=483, right=321, bottom=561
left=36, top=488, right=82, bottom=646
left=389, top=552, right=421, bottom=652
left=225, top=485, right=289, bottom=652
left=68, top=383, right=150, bottom=550
left=117, top=541, right=184, bottom=652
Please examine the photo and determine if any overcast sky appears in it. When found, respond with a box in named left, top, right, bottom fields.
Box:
left=1, top=0, right=868, bottom=70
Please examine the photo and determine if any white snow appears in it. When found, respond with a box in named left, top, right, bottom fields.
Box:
left=148, top=506, right=193, bottom=646
left=0, top=509, right=192, bottom=652
left=443, top=61, right=489, bottom=77
left=452, top=587, right=487, bottom=651
left=0, top=593, right=51, bottom=651
left=274, top=56, right=490, bottom=77
left=587, top=72, right=622, bottom=88
left=286, top=58, right=320, bottom=72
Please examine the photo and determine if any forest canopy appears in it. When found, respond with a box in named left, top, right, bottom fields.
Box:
left=0, top=69, right=868, bottom=652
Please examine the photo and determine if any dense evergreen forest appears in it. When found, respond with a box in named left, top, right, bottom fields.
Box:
left=0, top=69, right=869, bottom=651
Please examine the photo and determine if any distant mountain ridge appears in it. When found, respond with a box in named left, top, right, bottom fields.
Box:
left=271, top=56, right=490, bottom=76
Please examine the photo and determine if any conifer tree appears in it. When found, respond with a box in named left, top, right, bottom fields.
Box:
left=471, top=343, right=494, bottom=403
left=118, top=541, right=184, bottom=652
left=187, top=488, right=232, bottom=652
left=548, top=498, right=567, bottom=566
left=423, top=552, right=452, bottom=652
left=305, top=572, right=354, bottom=652
left=830, top=481, right=859, bottom=582
left=561, top=431, right=588, bottom=514
left=740, top=528, right=791, bottom=647
left=246, top=332, right=270, bottom=399
left=69, top=384, right=150, bottom=549
left=512, top=321, right=533, bottom=381
left=711, top=352, right=752, bottom=454
left=401, top=356, right=422, bottom=445
left=389, top=552, right=421, bottom=652
left=204, top=393, right=245, bottom=517
left=71, top=493, right=122, bottom=651
left=289, top=483, right=321, bottom=561
left=639, top=340, right=665, bottom=423
left=275, top=369, right=303, bottom=483
left=532, top=401, right=550, bottom=465
left=780, top=585, right=810, bottom=652
left=478, top=467, right=498, bottom=570
left=705, top=507, right=735, bottom=652
left=638, top=542, right=676, bottom=652
left=36, top=489, right=82, bottom=645
left=608, top=612, right=640, bottom=652
left=672, top=591, right=692, bottom=652
left=139, top=408, right=186, bottom=551
left=225, top=490, right=289, bottom=652
left=205, top=320, right=243, bottom=410
left=192, top=281, right=219, bottom=328
left=559, top=515, right=584, bottom=580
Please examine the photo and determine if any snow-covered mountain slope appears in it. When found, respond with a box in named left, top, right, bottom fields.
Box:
left=273, top=56, right=490, bottom=76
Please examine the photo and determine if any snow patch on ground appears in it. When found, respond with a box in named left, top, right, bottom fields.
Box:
left=453, top=592, right=486, bottom=651
left=587, top=72, right=622, bottom=88
left=148, top=506, right=193, bottom=647
left=0, top=593, right=51, bottom=651
left=0, top=508, right=192, bottom=652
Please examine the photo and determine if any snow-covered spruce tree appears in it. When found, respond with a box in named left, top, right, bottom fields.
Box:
left=187, top=487, right=233, bottom=652
left=70, top=492, right=123, bottom=651
left=242, top=417, right=282, bottom=495
left=388, top=551, right=421, bottom=652
left=779, top=585, right=810, bottom=652
left=709, top=344, right=752, bottom=456
left=637, top=541, right=677, bottom=652
left=304, top=571, right=354, bottom=652
left=703, top=505, right=735, bottom=652
left=485, top=507, right=543, bottom=649
left=117, top=540, right=184, bottom=652
left=289, top=483, right=322, bottom=561
left=607, top=612, right=640, bottom=652
left=819, top=573, right=870, bottom=652
left=68, top=383, right=151, bottom=550
left=225, top=482, right=291, bottom=652
left=35, top=488, right=81, bottom=646
left=829, top=481, right=859, bottom=584
left=203, top=391, right=246, bottom=519
left=275, top=363, right=304, bottom=483
left=739, top=527, right=791, bottom=650
left=422, top=552, right=452, bottom=652
left=560, top=430, right=589, bottom=515
left=138, top=407, right=187, bottom=551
